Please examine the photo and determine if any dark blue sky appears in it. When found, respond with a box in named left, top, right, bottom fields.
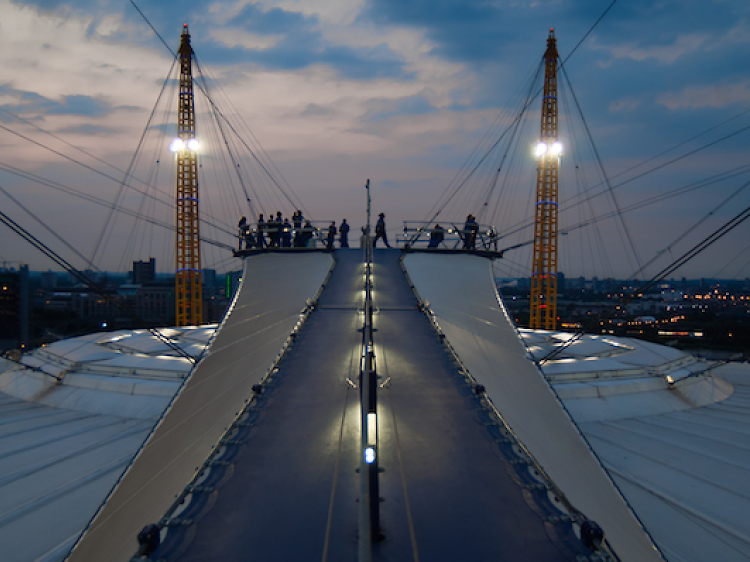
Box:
left=0, top=0, right=749, bottom=279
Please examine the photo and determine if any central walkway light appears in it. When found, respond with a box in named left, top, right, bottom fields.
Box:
left=364, top=447, right=376, bottom=464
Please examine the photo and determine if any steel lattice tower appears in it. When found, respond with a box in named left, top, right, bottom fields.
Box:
left=174, top=24, right=202, bottom=327
left=530, top=29, right=560, bottom=330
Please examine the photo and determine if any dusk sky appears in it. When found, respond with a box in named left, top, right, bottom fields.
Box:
left=0, top=0, right=749, bottom=280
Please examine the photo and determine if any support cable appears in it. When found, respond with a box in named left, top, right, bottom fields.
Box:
left=127, top=1, right=306, bottom=216
left=0, top=163, right=234, bottom=251
left=419, top=0, right=618, bottom=236
left=628, top=179, right=750, bottom=280
left=0, top=208, right=196, bottom=362
left=635, top=201, right=750, bottom=296
left=89, top=57, right=177, bottom=266
left=560, top=65, right=644, bottom=278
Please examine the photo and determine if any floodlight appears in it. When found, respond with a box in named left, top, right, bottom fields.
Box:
left=187, top=138, right=200, bottom=151
left=551, top=141, right=563, bottom=155
left=534, top=142, right=547, bottom=157
left=169, top=138, right=185, bottom=152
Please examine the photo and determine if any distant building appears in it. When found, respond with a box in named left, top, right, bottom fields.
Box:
left=0, top=271, right=20, bottom=352
left=132, top=258, right=156, bottom=284
left=203, top=269, right=217, bottom=288
left=136, top=283, right=175, bottom=324
left=40, top=270, right=57, bottom=290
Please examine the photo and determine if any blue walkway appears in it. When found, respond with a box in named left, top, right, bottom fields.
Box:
left=152, top=249, right=589, bottom=560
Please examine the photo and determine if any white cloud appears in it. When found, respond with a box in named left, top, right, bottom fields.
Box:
left=657, top=80, right=750, bottom=110
left=609, top=97, right=641, bottom=112
left=591, top=33, right=709, bottom=65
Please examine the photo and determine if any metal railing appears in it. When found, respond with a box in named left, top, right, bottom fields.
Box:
left=237, top=220, right=341, bottom=251
left=399, top=220, right=501, bottom=252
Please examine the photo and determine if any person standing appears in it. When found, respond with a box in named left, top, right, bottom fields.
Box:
left=238, top=216, right=248, bottom=251
left=374, top=213, right=390, bottom=248
left=281, top=217, right=292, bottom=247
left=339, top=219, right=350, bottom=248
left=428, top=224, right=445, bottom=248
left=256, top=214, right=266, bottom=248
left=326, top=221, right=337, bottom=250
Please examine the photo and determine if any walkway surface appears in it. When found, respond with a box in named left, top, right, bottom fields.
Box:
left=153, top=249, right=589, bottom=561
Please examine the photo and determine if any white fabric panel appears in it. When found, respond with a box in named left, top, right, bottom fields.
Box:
left=67, top=253, right=333, bottom=562
left=403, top=253, right=662, bottom=562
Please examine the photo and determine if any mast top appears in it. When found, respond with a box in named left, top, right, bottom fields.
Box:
left=178, top=24, right=192, bottom=57
left=544, top=28, right=558, bottom=61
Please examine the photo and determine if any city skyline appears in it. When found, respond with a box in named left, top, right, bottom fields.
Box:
left=0, top=0, right=748, bottom=279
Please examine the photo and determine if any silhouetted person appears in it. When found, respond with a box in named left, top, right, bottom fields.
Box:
left=428, top=224, right=445, bottom=248
left=489, top=227, right=498, bottom=251
left=282, top=217, right=292, bottom=247
left=339, top=219, right=350, bottom=248
left=256, top=214, right=266, bottom=248
left=301, top=221, right=314, bottom=247
left=238, top=216, right=248, bottom=250
left=374, top=213, right=390, bottom=248
left=269, top=211, right=282, bottom=247
left=326, top=221, right=337, bottom=250
left=463, top=214, right=478, bottom=250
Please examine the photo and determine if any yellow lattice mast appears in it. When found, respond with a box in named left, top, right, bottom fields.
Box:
left=172, top=24, right=202, bottom=326
left=530, top=29, right=561, bottom=330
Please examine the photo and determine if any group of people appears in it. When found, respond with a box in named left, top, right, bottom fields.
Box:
left=238, top=211, right=352, bottom=250
left=426, top=215, right=496, bottom=251
left=237, top=211, right=312, bottom=250
left=326, top=219, right=350, bottom=249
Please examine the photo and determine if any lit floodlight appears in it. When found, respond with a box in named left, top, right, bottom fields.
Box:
left=364, top=447, right=376, bottom=464
left=551, top=141, right=563, bottom=155
left=169, top=138, right=185, bottom=152
left=187, top=138, right=200, bottom=151
left=534, top=142, right=547, bottom=157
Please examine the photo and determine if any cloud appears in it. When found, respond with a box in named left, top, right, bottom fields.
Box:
left=361, top=94, right=437, bottom=122
left=190, top=2, right=412, bottom=80
left=608, top=97, right=641, bottom=113
left=55, top=123, right=116, bottom=135
left=0, top=85, right=112, bottom=117
left=590, top=33, right=710, bottom=66
left=300, top=103, right=332, bottom=117
left=657, top=80, right=750, bottom=110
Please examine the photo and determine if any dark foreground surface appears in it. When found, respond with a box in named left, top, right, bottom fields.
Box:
left=153, top=249, right=588, bottom=561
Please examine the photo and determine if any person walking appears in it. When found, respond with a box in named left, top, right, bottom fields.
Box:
left=374, top=213, right=390, bottom=248
left=339, top=219, right=350, bottom=248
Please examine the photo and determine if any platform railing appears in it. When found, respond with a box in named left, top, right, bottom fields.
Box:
left=237, top=219, right=338, bottom=251
left=399, top=220, right=500, bottom=251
